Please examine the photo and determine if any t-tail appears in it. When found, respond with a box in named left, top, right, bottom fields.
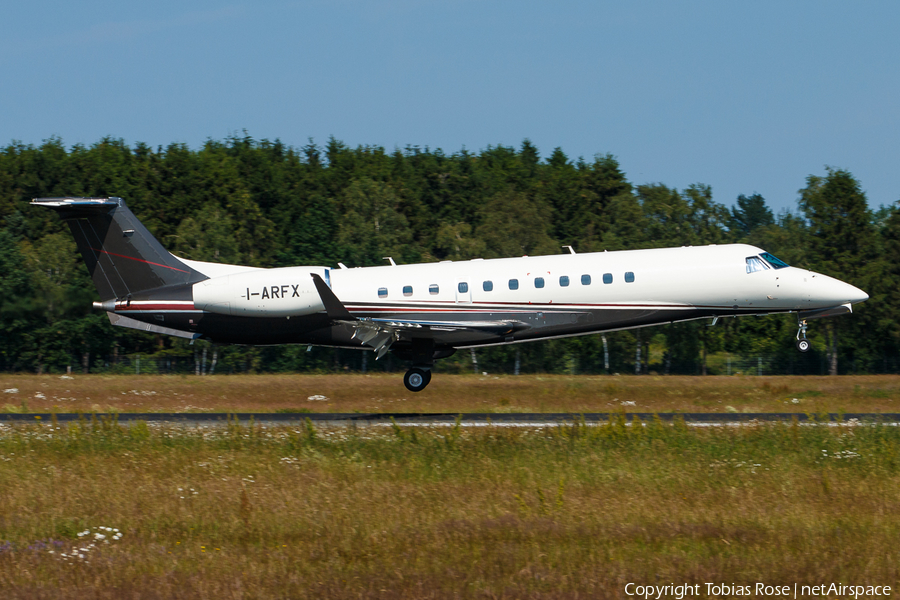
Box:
left=31, top=197, right=207, bottom=302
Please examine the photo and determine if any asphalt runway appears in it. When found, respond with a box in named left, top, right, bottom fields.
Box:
left=2, top=412, right=900, bottom=426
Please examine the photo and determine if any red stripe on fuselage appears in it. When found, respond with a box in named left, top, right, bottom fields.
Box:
left=118, top=303, right=196, bottom=311
left=343, top=303, right=699, bottom=311
left=90, top=247, right=190, bottom=273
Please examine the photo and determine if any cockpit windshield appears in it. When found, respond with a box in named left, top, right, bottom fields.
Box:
left=746, top=256, right=770, bottom=273
left=759, top=252, right=789, bottom=269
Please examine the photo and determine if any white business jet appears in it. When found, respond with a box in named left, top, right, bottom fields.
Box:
left=32, top=197, right=868, bottom=391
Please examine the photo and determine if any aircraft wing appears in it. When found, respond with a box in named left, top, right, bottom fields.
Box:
left=340, top=317, right=530, bottom=359
left=310, top=272, right=529, bottom=358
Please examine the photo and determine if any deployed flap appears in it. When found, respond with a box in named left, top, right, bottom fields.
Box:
left=368, top=317, right=529, bottom=335
left=345, top=317, right=530, bottom=360
left=350, top=320, right=400, bottom=359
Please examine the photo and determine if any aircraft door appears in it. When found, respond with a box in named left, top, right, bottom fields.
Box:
left=455, top=280, right=471, bottom=304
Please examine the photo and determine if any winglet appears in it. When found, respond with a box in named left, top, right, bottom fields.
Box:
left=310, top=273, right=355, bottom=320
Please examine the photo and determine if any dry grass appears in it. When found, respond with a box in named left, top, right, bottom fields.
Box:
left=1, top=373, right=900, bottom=414
left=0, top=418, right=899, bottom=598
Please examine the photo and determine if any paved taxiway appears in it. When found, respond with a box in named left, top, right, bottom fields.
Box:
left=3, top=412, right=900, bottom=427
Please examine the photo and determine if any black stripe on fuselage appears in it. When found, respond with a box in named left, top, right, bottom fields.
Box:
left=114, top=304, right=784, bottom=346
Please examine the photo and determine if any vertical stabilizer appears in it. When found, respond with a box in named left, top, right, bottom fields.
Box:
left=31, top=197, right=206, bottom=300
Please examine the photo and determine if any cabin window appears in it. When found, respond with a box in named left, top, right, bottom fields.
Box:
left=760, top=252, right=789, bottom=269
left=581, top=274, right=591, bottom=285
left=603, top=273, right=613, bottom=284
left=535, top=277, right=545, bottom=289
left=429, top=284, right=439, bottom=295
left=403, top=285, right=413, bottom=297
left=378, top=287, right=388, bottom=298
left=625, top=272, right=635, bottom=283
left=483, top=280, right=493, bottom=292
left=559, top=275, right=569, bottom=287
left=746, top=257, right=769, bottom=273
left=509, top=279, right=519, bottom=290
left=458, top=282, right=468, bottom=293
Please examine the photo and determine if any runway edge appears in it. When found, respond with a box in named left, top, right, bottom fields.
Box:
left=2, top=412, right=900, bottom=424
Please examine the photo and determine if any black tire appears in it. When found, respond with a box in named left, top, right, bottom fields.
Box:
left=404, top=368, right=430, bottom=392
left=796, top=338, right=811, bottom=353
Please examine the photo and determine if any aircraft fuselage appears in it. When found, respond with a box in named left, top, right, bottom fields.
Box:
left=32, top=197, right=868, bottom=392
left=114, top=244, right=867, bottom=348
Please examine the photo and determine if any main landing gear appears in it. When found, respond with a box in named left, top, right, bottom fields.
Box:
left=404, top=367, right=432, bottom=392
left=796, top=319, right=811, bottom=352
left=398, top=338, right=441, bottom=392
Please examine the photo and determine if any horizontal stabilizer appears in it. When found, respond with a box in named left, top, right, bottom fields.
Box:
left=31, top=197, right=119, bottom=215
left=108, top=312, right=202, bottom=340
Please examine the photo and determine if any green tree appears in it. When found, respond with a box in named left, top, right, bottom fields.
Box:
left=0, top=228, right=36, bottom=370
left=475, top=189, right=558, bottom=258
left=873, top=205, right=900, bottom=359
left=173, top=203, right=242, bottom=264
left=729, top=193, right=774, bottom=241
left=799, top=168, right=879, bottom=374
left=434, top=222, right=486, bottom=261
left=336, top=178, right=413, bottom=266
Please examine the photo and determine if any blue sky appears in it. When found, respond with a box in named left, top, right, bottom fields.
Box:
left=2, top=1, right=898, bottom=213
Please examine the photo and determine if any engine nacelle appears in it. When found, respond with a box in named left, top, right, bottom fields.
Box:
left=192, top=267, right=329, bottom=317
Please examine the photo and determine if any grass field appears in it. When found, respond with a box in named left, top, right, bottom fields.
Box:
left=1, top=373, right=900, bottom=414
left=1, top=417, right=899, bottom=598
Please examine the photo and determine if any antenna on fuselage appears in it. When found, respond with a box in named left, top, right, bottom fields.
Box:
left=383, top=257, right=397, bottom=266
left=562, top=245, right=576, bottom=255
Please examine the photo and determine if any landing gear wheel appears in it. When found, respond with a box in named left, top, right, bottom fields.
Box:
left=795, top=319, right=810, bottom=353
left=404, top=368, right=431, bottom=392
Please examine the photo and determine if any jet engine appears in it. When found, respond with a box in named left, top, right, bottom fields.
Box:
left=192, top=267, right=329, bottom=317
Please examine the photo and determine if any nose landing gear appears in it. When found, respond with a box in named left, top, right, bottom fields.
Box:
left=403, top=367, right=432, bottom=392
left=796, top=319, right=811, bottom=352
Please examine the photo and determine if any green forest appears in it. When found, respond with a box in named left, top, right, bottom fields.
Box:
left=0, top=135, right=897, bottom=376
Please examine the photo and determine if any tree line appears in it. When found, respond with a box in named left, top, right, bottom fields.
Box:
left=0, top=135, right=897, bottom=375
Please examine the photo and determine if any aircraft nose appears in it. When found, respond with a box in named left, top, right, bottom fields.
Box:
left=813, top=273, right=868, bottom=305
left=848, top=283, right=869, bottom=304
